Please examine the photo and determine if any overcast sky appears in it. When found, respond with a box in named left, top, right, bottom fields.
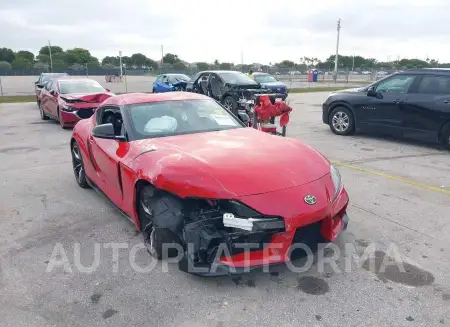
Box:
left=1, top=0, right=449, bottom=64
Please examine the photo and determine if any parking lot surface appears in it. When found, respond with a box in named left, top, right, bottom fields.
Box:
left=0, top=93, right=449, bottom=327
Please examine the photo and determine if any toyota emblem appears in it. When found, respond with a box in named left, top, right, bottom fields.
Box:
left=304, top=195, right=317, bottom=205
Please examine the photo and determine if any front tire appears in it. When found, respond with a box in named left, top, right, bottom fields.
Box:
left=39, top=102, right=49, bottom=120
left=222, top=96, right=238, bottom=115
left=71, top=141, right=90, bottom=189
left=138, top=185, right=183, bottom=260
left=329, top=107, right=355, bottom=135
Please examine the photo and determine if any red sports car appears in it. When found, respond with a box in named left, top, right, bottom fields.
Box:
left=71, top=92, right=349, bottom=275
left=39, top=77, right=114, bottom=129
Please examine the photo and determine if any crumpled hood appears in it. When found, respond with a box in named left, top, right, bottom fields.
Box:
left=60, top=92, right=114, bottom=103
left=131, top=128, right=330, bottom=197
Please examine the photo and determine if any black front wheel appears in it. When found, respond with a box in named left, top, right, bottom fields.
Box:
left=222, top=96, right=238, bottom=115
left=138, top=185, right=183, bottom=259
left=71, top=141, right=90, bottom=189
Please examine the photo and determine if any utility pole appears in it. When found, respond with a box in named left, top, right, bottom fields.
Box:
left=351, top=54, right=355, bottom=72
left=334, top=18, right=341, bottom=82
left=119, top=50, right=123, bottom=77
left=161, top=45, right=164, bottom=65
left=48, top=40, right=53, bottom=73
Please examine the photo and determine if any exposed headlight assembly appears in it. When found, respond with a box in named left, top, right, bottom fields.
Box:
left=62, top=104, right=77, bottom=112
left=330, top=165, right=342, bottom=201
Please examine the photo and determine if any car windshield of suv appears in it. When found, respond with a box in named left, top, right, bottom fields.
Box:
left=254, top=74, right=278, bottom=83
left=58, top=80, right=106, bottom=94
left=128, top=99, right=243, bottom=139
left=219, top=72, right=258, bottom=85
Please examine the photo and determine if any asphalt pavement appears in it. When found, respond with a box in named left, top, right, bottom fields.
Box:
left=0, top=93, right=449, bottom=327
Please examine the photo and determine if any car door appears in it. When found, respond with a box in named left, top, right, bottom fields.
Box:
left=401, top=74, right=450, bottom=142
left=47, top=81, right=60, bottom=117
left=153, top=75, right=164, bottom=92
left=87, top=106, right=126, bottom=206
left=359, top=74, right=416, bottom=135
left=41, top=81, right=56, bottom=117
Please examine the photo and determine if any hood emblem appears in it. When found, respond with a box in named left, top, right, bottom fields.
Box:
left=304, top=194, right=317, bottom=205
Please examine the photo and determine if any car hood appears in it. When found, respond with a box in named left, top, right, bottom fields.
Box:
left=131, top=128, right=330, bottom=198
left=260, top=81, right=286, bottom=88
left=59, top=92, right=114, bottom=103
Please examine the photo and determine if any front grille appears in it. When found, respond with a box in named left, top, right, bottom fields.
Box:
left=76, top=108, right=95, bottom=119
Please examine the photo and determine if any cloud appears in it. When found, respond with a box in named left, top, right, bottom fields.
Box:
left=1, top=0, right=450, bottom=64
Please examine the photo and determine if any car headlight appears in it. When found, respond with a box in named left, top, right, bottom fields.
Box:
left=330, top=165, right=342, bottom=200
left=62, top=104, right=76, bottom=112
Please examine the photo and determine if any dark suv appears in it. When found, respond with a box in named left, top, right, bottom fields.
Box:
left=322, top=68, right=450, bottom=148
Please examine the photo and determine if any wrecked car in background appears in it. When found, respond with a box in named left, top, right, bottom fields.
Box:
left=70, top=92, right=349, bottom=276
left=152, top=73, right=191, bottom=93
left=38, top=77, right=115, bottom=128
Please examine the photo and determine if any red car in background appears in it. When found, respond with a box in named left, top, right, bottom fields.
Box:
left=70, top=92, right=350, bottom=276
left=38, top=77, right=115, bottom=129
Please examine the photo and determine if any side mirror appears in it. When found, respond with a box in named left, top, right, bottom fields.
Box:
left=92, top=123, right=126, bottom=141
left=36, top=84, right=44, bottom=89
left=367, top=86, right=377, bottom=97
left=238, top=112, right=250, bottom=124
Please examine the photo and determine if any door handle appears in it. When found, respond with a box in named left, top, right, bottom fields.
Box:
left=394, top=99, right=403, bottom=104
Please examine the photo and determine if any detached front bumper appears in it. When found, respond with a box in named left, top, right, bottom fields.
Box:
left=178, top=186, right=350, bottom=276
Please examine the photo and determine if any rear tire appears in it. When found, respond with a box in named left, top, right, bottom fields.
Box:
left=329, top=107, right=355, bottom=135
left=71, top=141, right=90, bottom=189
left=441, top=124, right=450, bottom=150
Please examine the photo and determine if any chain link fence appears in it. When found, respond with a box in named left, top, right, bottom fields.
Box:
left=0, top=67, right=381, bottom=97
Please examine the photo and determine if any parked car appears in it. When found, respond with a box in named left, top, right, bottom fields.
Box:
left=35, top=73, right=69, bottom=103
left=252, top=72, right=288, bottom=99
left=70, top=91, right=349, bottom=275
left=322, top=68, right=450, bottom=148
left=185, top=70, right=283, bottom=115
left=152, top=73, right=190, bottom=93
left=39, top=77, right=114, bottom=129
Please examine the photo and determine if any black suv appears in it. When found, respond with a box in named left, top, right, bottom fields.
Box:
left=322, top=68, right=450, bottom=148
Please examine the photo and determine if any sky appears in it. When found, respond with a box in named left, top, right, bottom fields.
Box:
left=1, top=0, right=450, bottom=64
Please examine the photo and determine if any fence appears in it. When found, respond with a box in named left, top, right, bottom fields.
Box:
left=0, top=70, right=380, bottom=97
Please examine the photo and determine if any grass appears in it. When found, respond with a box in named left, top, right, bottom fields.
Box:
left=0, top=95, right=36, bottom=103
left=0, top=86, right=356, bottom=104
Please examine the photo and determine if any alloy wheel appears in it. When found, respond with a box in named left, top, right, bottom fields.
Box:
left=71, top=144, right=84, bottom=184
left=331, top=111, right=350, bottom=132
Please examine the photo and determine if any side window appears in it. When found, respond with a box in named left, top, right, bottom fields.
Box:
left=162, top=76, right=169, bottom=84
left=375, top=75, right=416, bottom=94
left=156, top=76, right=163, bottom=83
left=417, top=75, right=450, bottom=95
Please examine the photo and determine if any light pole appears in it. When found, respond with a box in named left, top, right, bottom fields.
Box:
left=334, top=18, right=341, bottom=83
left=48, top=40, right=53, bottom=72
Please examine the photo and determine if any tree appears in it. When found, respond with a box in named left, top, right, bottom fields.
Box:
left=0, top=48, right=15, bottom=63
left=277, top=60, right=295, bottom=69
left=173, top=61, right=187, bottom=70
left=36, top=54, right=50, bottom=64
left=196, top=62, right=209, bottom=71
left=163, top=53, right=180, bottom=65
left=102, top=56, right=120, bottom=66
left=130, top=53, right=148, bottom=67
left=0, top=61, right=12, bottom=71
left=39, top=45, right=63, bottom=56
left=16, top=50, right=35, bottom=63
left=219, top=62, right=232, bottom=70
left=144, top=58, right=158, bottom=70
left=11, top=57, right=32, bottom=70
left=66, top=48, right=94, bottom=65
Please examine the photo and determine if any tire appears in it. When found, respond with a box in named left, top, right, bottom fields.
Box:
left=138, top=185, right=183, bottom=260
left=152, top=88, right=156, bottom=93
left=71, top=141, right=90, bottom=189
left=39, top=102, right=49, bottom=120
left=222, top=96, right=238, bottom=115
left=441, top=124, right=450, bottom=150
left=329, top=106, right=355, bottom=135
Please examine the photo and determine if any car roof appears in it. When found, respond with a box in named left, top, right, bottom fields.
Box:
left=102, top=92, right=211, bottom=106
left=252, top=72, right=269, bottom=75
left=53, top=77, right=99, bottom=83
left=198, top=70, right=245, bottom=74
left=41, top=72, right=68, bottom=76
left=403, top=68, right=450, bottom=74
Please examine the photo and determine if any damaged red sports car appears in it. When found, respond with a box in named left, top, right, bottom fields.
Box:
left=70, top=92, right=349, bottom=275
left=39, top=77, right=114, bottom=128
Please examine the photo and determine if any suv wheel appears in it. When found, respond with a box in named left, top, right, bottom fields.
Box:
left=329, top=107, right=355, bottom=135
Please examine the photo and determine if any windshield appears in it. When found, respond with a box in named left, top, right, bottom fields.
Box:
left=58, top=80, right=106, bottom=94
left=219, top=72, right=258, bottom=85
left=128, top=99, right=243, bottom=139
left=170, top=74, right=190, bottom=82
left=41, top=73, right=68, bottom=84
left=254, top=74, right=278, bottom=83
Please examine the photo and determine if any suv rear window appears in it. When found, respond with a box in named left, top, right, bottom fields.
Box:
left=418, top=75, right=450, bottom=95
